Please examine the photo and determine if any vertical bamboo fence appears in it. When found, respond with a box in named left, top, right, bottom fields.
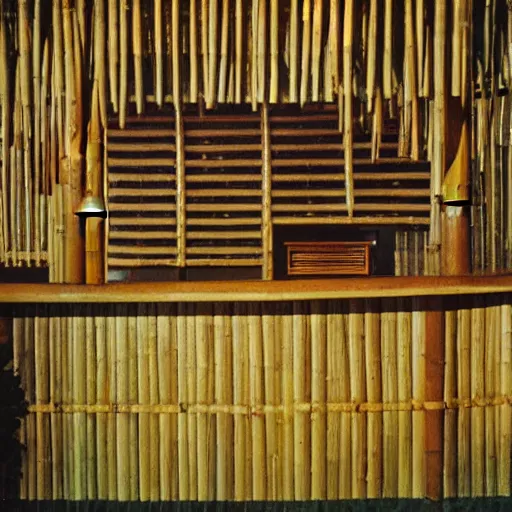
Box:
left=10, top=292, right=512, bottom=500
left=0, top=2, right=510, bottom=278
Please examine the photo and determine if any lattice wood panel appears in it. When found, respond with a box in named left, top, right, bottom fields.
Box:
left=184, top=108, right=263, bottom=266
left=107, top=115, right=178, bottom=267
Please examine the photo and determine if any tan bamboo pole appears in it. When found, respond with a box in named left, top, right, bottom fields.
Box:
left=217, top=0, right=229, bottom=102
left=201, top=0, right=209, bottom=105
left=270, top=0, right=278, bottom=103
left=494, top=299, right=502, bottom=494
left=443, top=302, right=457, bottom=497
left=13, top=316, right=27, bottom=498
left=189, top=0, right=198, bottom=102
left=485, top=301, right=497, bottom=495
left=175, top=106, right=185, bottom=267
left=61, top=315, right=70, bottom=497
left=383, top=0, right=393, bottom=99
left=364, top=299, right=381, bottom=498
left=261, top=103, right=273, bottom=280
left=177, top=304, right=189, bottom=499
left=13, top=67, right=21, bottom=266
left=411, top=299, right=426, bottom=497
left=323, top=33, right=333, bottom=102
left=248, top=303, right=266, bottom=499
left=257, top=0, right=266, bottom=104
left=116, top=307, right=130, bottom=501
left=381, top=300, right=398, bottom=497
left=127, top=310, right=139, bottom=500
left=405, top=0, right=419, bottom=159
left=85, top=308, right=97, bottom=499
left=311, top=0, right=323, bottom=102
left=300, top=0, right=311, bottom=106
left=119, top=0, right=128, bottom=127
left=232, top=303, right=249, bottom=500
left=132, top=0, right=144, bottom=114
left=371, top=86, right=382, bottom=162
left=35, top=307, right=50, bottom=498
left=262, top=304, right=277, bottom=499
left=278, top=305, right=293, bottom=499
left=397, top=300, right=412, bottom=497
left=235, top=0, right=242, bottom=103
left=94, top=0, right=107, bottom=126
left=108, top=0, right=119, bottom=112
left=137, top=304, right=150, bottom=500
left=154, top=0, right=163, bottom=106
left=498, top=298, right=511, bottom=495
left=293, top=301, right=311, bottom=499
left=451, top=0, right=461, bottom=96
left=186, top=304, right=198, bottom=499
left=214, top=303, right=233, bottom=499
left=344, top=0, right=354, bottom=217
left=348, top=299, right=366, bottom=498
left=40, top=37, right=50, bottom=259
left=33, top=0, right=42, bottom=266
left=0, top=6, right=9, bottom=260
left=329, top=0, right=339, bottom=98
left=310, top=300, right=327, bottom=499
left=172, top=0, right=181, bottom=107
left=366, top=0, right=377, bottom=114
left=416, top=0, right=424, bottom=97
left=289, top=0, right=298, bottom=102
left=207, top=0, right=218, bottom=107
left=105, top=308, right=117, bottom=500
left=148, top=306, right=160, bottom=500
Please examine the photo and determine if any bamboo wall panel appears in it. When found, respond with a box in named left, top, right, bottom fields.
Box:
left=12, top=294, right=512, bottom=500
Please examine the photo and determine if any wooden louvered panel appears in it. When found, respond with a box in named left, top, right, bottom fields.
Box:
left=285, top=242, right=372, bottom=276
left=107, top=114, right=177, bottom=268
left=184, top=110, right=263, bottom=266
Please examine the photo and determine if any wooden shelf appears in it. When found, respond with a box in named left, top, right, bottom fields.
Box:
left=0, top=275, right=511, bottom=303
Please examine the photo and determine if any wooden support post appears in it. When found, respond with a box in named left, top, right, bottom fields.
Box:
left=261, top=103, right=273, bottom=280
left=442, top=206, right=470, bottom=276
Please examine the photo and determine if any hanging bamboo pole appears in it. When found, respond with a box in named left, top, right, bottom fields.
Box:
left=40, top=37, right=50, bottom=259
left=154, top=0, right=163, bottom=106
left=201, top=0, right=209, bottom=105
left=0, top=6, right=9, bottom=261
left=217, top=0, right=229, bottom=102
left=416, top=0, right=424, bottom=97
left=366, top=0, right=377, bottom=114
left=300, top=0, right=311, bottom=106
left=119, top=0, right=128, bottom=127
left=270, top=0, right=278, bottom=103
left=132, top=0, right=144, bottom=114
left=33, top=0, right=41, bottom=266
left=108, top=0, right=119, bottom=112
left=235, top=0, right=242, bottom=103
left=344, top=0, right=354, bottom=217
left=207, top=0, right=218, bottom=108
left=189, top=0, right=198, bottom=102
left=311, top=0, right=323, bottom=102
left=329, top=0, right=339, bottom=99
left=383, top=0, right=393, bottom=99
left=289, top=0, right=298, bottom=102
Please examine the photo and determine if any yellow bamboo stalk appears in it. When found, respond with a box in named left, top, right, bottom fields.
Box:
left=85, top=308, right=97, bottom=499
left=235, top=0, right=242, bottom=103
left=300, top=0, right=311, bottom=106
left=343, top=0, right=354, bottom=216
left=106, top=308, right=117, bottom=500
left=132, top=0, right=144, bottom=114
left=119, top=0, right=128, bottom=127
left=416, top=0, right=424, bottom=97
left=348, top=299, right=366, bottom=498
left=172, top=0, right=180, bottom=107
left=397, top=300, right=412, bottom=497
left=207, top=0, right=218, bottom=107
left=148, top=306, right=160, bottom=500
left=186, top=304, right=198, bottom=499
left=217, top=0, right=229, bottom=103
left=485, top=301, right=497, bottom=495
left=94, top=0, right=107, bottom=126
left=190, top=0, right=198, bottom=102
left=381, top=301, right=398, bottom=497
left=311, top=300, right=327, bottom=499
left=127, top=310, right=139, bottom=500
left=458, top=304, right=471, bottom=496
left=270, top=0, right=278, bottom=103
left=201, top=0, right=209, bottom=105
left=364, top=299, right=381, bottom=498
left=154, top=0, right=163, bottom=106
left=293, top=301, right=311, bottom=499
left=0, top=6, right=9, bottom=260
left=33, top=0, right=42, bottom=266
left=289, top=0, right=299, bottom=102
left=257, top=0, right=266, bottom=104
left=311, top=0, right=323, bottom=102
left=405, top=0, right=419, bottom=159
left=451, top=0, right=461, bottom=96
left=383, top=0, right=393, bottom=99
left=177, top=304, right=189, bottom=499
left=366, top=0, right=377, bottom=113
left=108, top=0, right=119, bottom=112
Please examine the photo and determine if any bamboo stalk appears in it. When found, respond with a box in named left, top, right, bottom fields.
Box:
left=235, top=0, right=242, bottom=103
left=154, top=0, right=163, bottom=106
left=33, top=0, right=41, bottom=266
left=127, top=310, right=139, bottom=500
left=364, top=299, right=381, bottom=498
left=218, top=0, right=229, bottom=102
left=293, top=301, right=311, bottom=499
left=310, top=300, right=327, bottom=499
left=132, top=0, right=144, bottom=114
left=348, top=299, right=366, bottom=498
left=190, top=0, right=198, bottom=102
left=485, top=301, right=497, bottom=495
left=290, top=0, right=298, bottom=102
left=344, top=0, right=354, bottom=217
left=137, top=304, right=150, bottom=501
left=207, top=0, right=218, bottom=107
left=85, top=308, right=97, bottom=499
left=269, top=0, right=278, bottom=102
left=148, top=305, right=160, bottom=500
left=0, top=6, right=9, bottom=260
left=366, top=0, right=377, bottom=113
left=108, top=0, right=119, bottom=112
left=383, top=0, right=393, bottom=99
left=329, top=0, right=339, bottom=99
left=172, top=0, right=180, bottom=107
left=187, top=304, right=198, bottom=499
left=257, top=0, right=266, bottom=104
left=405, top=0, right=419, bottom=159
left=24, top=313, right=36, bottom=499
left=416, top=0, right=424, bottom=97
left=451, top=0, right=461, bottom=96
left=201, top=0, right=209, bottom=105
left=177, top=304, right=189, bottom=499
left=300, top=0, right=311, bottom=106
left=94, top=0, right=107, bottom=126
left=458, top=304, right=471, bottom=496
left=119, top=0, right=128, bottom=127
left=261, top=103, right=272, bottom=280
left=311, top=0, right=323, bottom=102
left=397, top=299, right=412, bottom=497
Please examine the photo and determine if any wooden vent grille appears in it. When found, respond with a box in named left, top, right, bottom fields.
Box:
left=285, top=241, right=372, bottom=276
left=107, top=116, right=178, bottom=267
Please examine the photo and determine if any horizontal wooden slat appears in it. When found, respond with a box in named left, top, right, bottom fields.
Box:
left=109, top=173, right=175, bottom=182
left=109, top=217, right=177, bottom=226
left=109, top=129, right=175, bottom=137
left=186, top=204, right=262, bottom=212
left=108, top=157, right=175, bottom=167
left=185, top=159, right=262, bottom=168
left=186, top=174, right=261, bottom=182
left=109, top=203, right=176, bottom=212
left=185, top=128, right=261, bottom=137
left=185, top=258, right=263, bottom=266
left=355, top=204, right=430, bottom=212
left=271, top=157, right=415, bottom=167
left=109, top=246, right=176, bottom=255
left=272, top=204, right=347, bottom=212
left=273, top=216, right=430, bottom=225
left=108, top=257, right=177, bottom=267
left=109, top=188, right=176, bottom=197
left=186, top=217, right=261, bottom=226
left=186, top=246, right=262, bottom=255
left=108, top=142, right=176, bottom=152
left=271, top=141, right=397, bottom=152
left=271, top=128, right=340, bottom=136
left=187, top=189, right=261, bottom=197
left=272, top=172, right=430, bottom=182
left=185, top=144, right=262, bottom=153
left=109, top=231, right=177, bottom=240
left=186, top=231, right=261, bottom=240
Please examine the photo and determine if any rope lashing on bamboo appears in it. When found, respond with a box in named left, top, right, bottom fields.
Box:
left=27, top=396, right=512, bottom=415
